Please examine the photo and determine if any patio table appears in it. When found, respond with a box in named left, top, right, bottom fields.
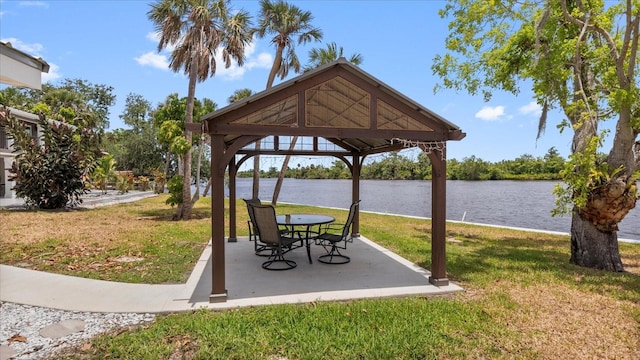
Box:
left=276, top=214, right=335, bottom=264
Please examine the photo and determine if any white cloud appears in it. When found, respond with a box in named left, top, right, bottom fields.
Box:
left=247, top=52, right=273, bottom=70
left=146, top=31, right=178, bottom=52
left=518, top=101, right=542, bottom=117
left=216, top=50, right=272, bottom=80
left=146, top=32, right=160, bottom=43
left=134, top=51, right=170, bottom=70
left=475, top=105, right=506, bottom=121
left=42, top=63, right=61, bottom=83
left=138, top=36, right=272, bottom=80
left=18, top=1, right=48, bottom=8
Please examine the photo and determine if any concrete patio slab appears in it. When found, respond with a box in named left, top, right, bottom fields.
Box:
left=0, top=236, right=463, bottom=313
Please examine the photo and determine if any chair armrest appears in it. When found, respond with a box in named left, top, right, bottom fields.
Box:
left=321, top=223, right=344, bottom=233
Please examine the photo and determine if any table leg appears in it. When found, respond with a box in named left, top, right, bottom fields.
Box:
left=305, top=226, right=313, bottom=264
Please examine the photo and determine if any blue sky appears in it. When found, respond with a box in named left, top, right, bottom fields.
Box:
left=0, top=0, right=578, bottom=164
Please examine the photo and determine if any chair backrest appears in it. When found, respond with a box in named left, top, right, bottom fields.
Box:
left=251, top=204, right=281, bottom=245
left=341, top=200, right=361, bottom=239
left=243, top=198, right=261, bottom=231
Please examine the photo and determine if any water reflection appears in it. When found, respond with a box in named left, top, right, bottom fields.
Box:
left=225, top=178, right=639, bottom=241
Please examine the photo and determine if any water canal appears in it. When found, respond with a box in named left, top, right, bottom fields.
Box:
left=229, top=178, right=639, bottom=241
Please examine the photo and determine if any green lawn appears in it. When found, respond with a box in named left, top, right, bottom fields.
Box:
left=2, top=195, right=638, bottom=359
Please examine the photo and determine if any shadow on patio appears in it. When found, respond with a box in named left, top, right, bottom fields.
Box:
left=0, top=234, right=463, bottom=313
left=189, top=235, right=464, bottom=308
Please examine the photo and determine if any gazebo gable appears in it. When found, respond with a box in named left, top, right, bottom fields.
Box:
left=204, top=58, right=464, bottom=147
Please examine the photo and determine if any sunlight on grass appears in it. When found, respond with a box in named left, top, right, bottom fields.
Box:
left=3, top=197, right=639, bottom=359
left=77, top=298, right=512, bottom=359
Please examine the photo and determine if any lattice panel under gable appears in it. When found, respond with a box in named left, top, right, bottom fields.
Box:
left=377, top=99, right=434, bottom=131
left=305, top=76, right=370, bottom=129
left=231, top=95, right=298, bottom=126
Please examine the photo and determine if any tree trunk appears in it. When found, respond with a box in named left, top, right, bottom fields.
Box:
left=570, top=213, right=624, bottom=271
left=272, top=136, right=297, bottom=205
left=190, top=138, right=205, bottom=206
left=252, top=143, right=260, bottom=199
left=202, top=178, right=211, bottom=197
left=178, top=55, right=198, bottom=220
left=254, top=44, right=284, bottom=200
left=163, top=151, right=171, bottom=179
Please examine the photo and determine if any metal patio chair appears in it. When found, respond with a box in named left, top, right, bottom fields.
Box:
left=251, top=204, right=301, bottom=270
left=315, top=200, right=361, bottom=264
left=243, top=198, right=271, bottom=256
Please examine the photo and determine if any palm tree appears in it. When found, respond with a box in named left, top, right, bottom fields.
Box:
left=253, top=0, right=322, bottom=202
left=302, top=41, right=363, bottom=72
left=148, top=0, right=252, bottom=220
left=227, top=88, right=254, bottom=104
left=272, top=42, right=363, bottom=204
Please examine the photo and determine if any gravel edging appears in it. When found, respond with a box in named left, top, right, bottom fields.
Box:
left=0, top=302, right=155, bottom=359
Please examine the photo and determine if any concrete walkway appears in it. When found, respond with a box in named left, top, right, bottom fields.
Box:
left=1, top=190, right=462, bottom=313
left=0, top=236, right=463, bottom=313
left=0, top=190, right=157, bottom=209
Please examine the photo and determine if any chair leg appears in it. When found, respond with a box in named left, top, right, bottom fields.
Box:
left=318, top=244, right=350, bottom=264
left=262, top=247, right=297, bottom=270
left=254, top=240, right=271, bottom=257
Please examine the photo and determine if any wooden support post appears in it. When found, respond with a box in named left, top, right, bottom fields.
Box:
left=352, top=153, right=361, bottom=237
left=429, top=148, right=449, bottom=286
left=228, top=158, right=237, bottom=242
left=210, top=134, right=227, bottom=302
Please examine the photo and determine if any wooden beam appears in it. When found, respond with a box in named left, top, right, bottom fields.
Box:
left=185, top=122, right=203, bottom=134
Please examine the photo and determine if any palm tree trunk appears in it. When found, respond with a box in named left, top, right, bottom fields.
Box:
left=191, top=135, right=206, bottom=206
left=253, top=44, right=285, bottom=200
left=271, top=136, right=297, bottom=205
left=178, top=56, right=198, bottom=220
left=252, top=142, right=260, bottom=199
left=202, top=178, right=212, bottom=197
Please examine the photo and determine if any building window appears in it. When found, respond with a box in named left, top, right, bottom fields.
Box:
left=0, top=126, right=7, bottom=150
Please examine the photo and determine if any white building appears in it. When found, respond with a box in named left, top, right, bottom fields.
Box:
left=0, top=41, right=50, bottom=200
left=0, top=107, right=45, bottom=199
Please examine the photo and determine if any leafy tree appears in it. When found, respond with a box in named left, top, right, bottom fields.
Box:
left=543, top=146, right=565, bottom=174
left=152, top=93, right=186, bottom=176
left=1, top=78, right=115, bottom=148
left=415, top=152, right=433, bottom=180
left=120, top=93, right=152, bottom=134
left=459, top=155, right=490, bottom=180
left=56, top=78, right=116, bottom=131
left=37, top=79, right=115, bottom=132
left=148, top=0, right=252, bottom=220
left=1, top=108, right=97, bottom=209
left=0, top=87, right=35, bottom=110
left=103, top=93, right=164, bottom=176
left=252, top=0, right=323, bottom=202
left=433, top=0, right=639, bottom=271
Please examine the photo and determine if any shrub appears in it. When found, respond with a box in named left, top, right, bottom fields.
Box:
left=136, top=176, right=150, bottom=191
left=166, top=175, right=183, bottom=207
left=151, top=168, right=166, bottom=194
left=1, top=108, right=96, bottom=209
left=91, top=154, right=117, bottom=194
left=116, top=173, right=134, bottom=194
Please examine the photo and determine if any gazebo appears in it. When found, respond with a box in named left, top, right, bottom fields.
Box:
left=201, top=58, right=465, bottom=302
